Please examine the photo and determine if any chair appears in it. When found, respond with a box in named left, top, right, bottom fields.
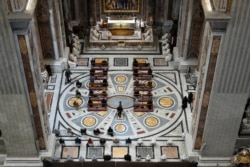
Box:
left=137, top=139, right=143, bottom=145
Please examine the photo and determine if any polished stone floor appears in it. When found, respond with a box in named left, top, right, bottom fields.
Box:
left=45, top=54, right=195, bottom=162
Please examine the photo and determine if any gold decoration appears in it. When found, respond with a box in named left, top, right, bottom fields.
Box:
left=159, top=97, right=174, bottom=108
left=145, top=116, right=158, bottom=127
left=68, top=97, right=83, bottom=107
left=112, top=147, right=128, bottom=158
left=117, top=86, right=125, bottom=92
left=134, top=112, right=145, bottom=117
left=136, top=58, right=147, bottom=63
left=97, top=111, right=107, bottom=117
left=115, top=124, right=126, bottom=132
left=82, top=117, right=96, bottom=127
left=116, top=75, right=126, bottom=83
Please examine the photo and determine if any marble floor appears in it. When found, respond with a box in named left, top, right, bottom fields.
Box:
left=45, top=54, right=195, bottom=162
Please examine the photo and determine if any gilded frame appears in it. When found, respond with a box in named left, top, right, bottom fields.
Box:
left=103, top=0, right=140, bottom=13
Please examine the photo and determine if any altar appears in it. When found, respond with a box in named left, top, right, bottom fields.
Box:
left=89, top=17, right=154, bottom=50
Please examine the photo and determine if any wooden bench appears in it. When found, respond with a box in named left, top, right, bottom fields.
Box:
left=88, top=107, right=107, bottom=111
left=134, top=87, right=152, bottom=91
left=89, top=86, right=107, bottom=90
left=134, top=108, right=153, bottom=112
left=133, top=76, right=152, bottom=80
left=133, top=66, right=151, bottom=70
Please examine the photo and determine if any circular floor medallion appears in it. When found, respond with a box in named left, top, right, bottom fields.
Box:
left=82, top=116, right=96, bottom=127
left=115, top=75, right=127, bottom=83
left=145, top=116, right=159, bottom=127
left=68, top=97, right=83, bottom=107
left=115, top=124, right=126, bottom=133
left=108, top=95, right=134, bottom=108
left=159, top=97, right=174, bottom=108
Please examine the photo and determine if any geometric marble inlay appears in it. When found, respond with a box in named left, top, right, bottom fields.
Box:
left=96, top=111, right=107, bottom=117
left=134, top=112, right=145, bottom=117
left=135, top=58, right=147, bottom=63
left=112, top=146, right=129, bottom=158
left=136, top=146, right=154, bottom=158
left=61, top=146, right=80, bottom=159
left=161, top=146, right=179, bottom=159
left=159, top=97, right=174, bottom=108
left=153, top=58, right=168, bottom=66
left=86, top=146, right=104, bottom=159
left=114, top=58, right=128, bottom=66
left=117, top=85, right=125, bottom=92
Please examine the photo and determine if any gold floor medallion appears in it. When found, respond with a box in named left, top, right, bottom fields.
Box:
left=82, top=116, right=96, bottom=127
left=115, top=124, right=126, bottom=132
left=116, top=75, right=126, bottom=83
left=145, top=116, right=159, bottom=127
left=68, top=97, right=83, bottom=107
left=159, top=97, right=174, bottom=108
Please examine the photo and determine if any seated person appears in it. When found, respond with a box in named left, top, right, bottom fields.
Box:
left=147, top=81, right=153, bottom=87
left=76, top=80, right=82, bottom=88
left=80, top=128, right=87, bottom=135
left=93, top=128, right=100, bottom=135
left=102, top=90, right=107, bottom=97
left=88, top=99, right=93, bottom=107
left=126, top=137, right=132, bottom=144
left=102, top=79, right=108, bottom=87
left=59, top=138, right=65, bottom=144
left=134, top=79, right=139, bottom=86
left=76, top=90, right=81, bottom=98
left=134, top=90, right=140, bottom=96
left=124, top=153, right=131, bottom=161
left=103, top=69, right=108, bottom=75
left=90, top=69, right=95, bottom=76
left=101, top=98, right=107, bottom=107
left=133, top=59, right=138, bottom=66
left=103, top=154, right=111, bottom=161
left=90, top=75, right=95, bottom=83
left=101, top=60, right=108, bottom=66
left=89, top=90, right=94, bottom=96
left=148, top=69, right=152, bottom=75
left=75, top=137, right=81, bottom=144
left=87, top=138, right=93, bottom=145
left=100, top=138, right=106, bottom=145
left=73, top=101, right=79, bottom=108
left=113, top=138, right=119, bottom=144
left=134, top=69, right=139, bottom=77
left=107, top=126, right=114, bottom=136
left=91, top=58, right=95, bottom=66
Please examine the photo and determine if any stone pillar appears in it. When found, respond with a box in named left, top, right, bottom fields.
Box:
left=186, top=0, right=204, bottom=60
left=0, top=0, right=44, bottom=157
left=196, top=0, right=250, bottom=160
left=36, top=0, right=55, bottom=59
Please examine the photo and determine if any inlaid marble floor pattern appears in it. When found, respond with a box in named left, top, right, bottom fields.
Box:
left=48, top=61, right=192, bottom=162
